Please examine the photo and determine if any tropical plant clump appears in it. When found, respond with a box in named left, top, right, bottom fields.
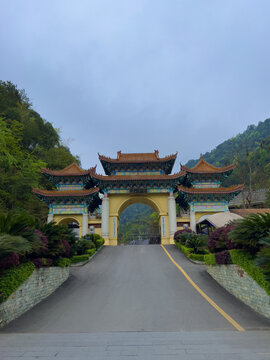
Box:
left=229, top=213, right=270, bottom=254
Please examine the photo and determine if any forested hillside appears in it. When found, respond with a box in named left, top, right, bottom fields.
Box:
left=186, top=119, right=270, bottom=190
left=0, top=81, right=79, bottom=220
left=118, top=204, right=159, bottom=243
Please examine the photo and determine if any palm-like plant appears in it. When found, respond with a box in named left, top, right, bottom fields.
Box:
left=254, top=236, right=270, bottom=281
left=186, top=234, right=208, bottom=254
left=0, top=234, right=32, bottom=259
left=229, top=213, right=270, bottom=253
left=0, top=213, right=42, bottom=252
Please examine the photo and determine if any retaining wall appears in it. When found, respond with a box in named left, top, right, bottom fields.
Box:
left=207, top=264, right=270, bottom=319
left=0, top=266, right=69, bottom=328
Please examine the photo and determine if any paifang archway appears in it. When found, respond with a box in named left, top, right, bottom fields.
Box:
left=33, top=151, right=244, bottom=245
left=90, top=151, right=182, bottom=246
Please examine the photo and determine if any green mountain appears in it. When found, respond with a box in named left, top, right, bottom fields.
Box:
left=185, top=119, right=270, bottom=189
left=0, top=81, right=79, bottom=220
left=118, top=203, right=159, bottom=244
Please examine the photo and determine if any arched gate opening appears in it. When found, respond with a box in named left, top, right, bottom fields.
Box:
left=118, top=203, right=161, bottom=245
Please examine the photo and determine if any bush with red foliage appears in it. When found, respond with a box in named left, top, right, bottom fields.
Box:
left=32, top=258, right=43, bottom=268
left=32, top=257, right=54, bottom=268
left=208, top=224, right=235, bottom=252
left=0, top=253, right=20, bottom=272
left=215, top=250, right=231, bottom=265
left=46, top=258, right=53, bottom=266
left=34, top=230, right=48, bottom=255
left=61, top=239, right=70, bottom=257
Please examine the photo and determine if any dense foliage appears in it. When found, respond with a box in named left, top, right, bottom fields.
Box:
left=254, top=237, right=270, bottom=282
left=228, top=213, right=270, bottom=254
left=208, top=225, right=235, bottom=253
left=185, top=118, right=270, bottom=194
left=118, top=204, right=160, bottom=244
left=0, top=81, right=79, bottom=220
left=230, top=249, right=270, bottom=296
left=0, top=262, right=35, bottom=303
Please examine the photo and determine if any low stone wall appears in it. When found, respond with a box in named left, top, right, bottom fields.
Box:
left=0, top=266, right=69, bottom=328
left=207, top=264, right=270, bottom=319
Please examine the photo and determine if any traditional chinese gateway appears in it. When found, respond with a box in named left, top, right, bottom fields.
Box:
left=33, top=151, right=244, bottom=245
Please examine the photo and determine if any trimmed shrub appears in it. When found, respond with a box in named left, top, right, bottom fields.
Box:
left=204, top=253, right=217, bottom=265
left=95, top=238, right=104, bottom=249
left=75, top=238, right=95, bottom=255
left=215, top=250, right=231, bottom=265
left=86, top=248, right=96, bottom=257
left=88, top=233, right=101, bottom=242
left=188, top=253, right=205, bottom=262
left=87, top=234, right=105, bottom=249
left=0, top=262, right=35, bottom=303
left=56, top=257, right=71, bottom=267
left=230, top=249, right=270, bottom=295
left=71, top=254, right=90, bottom=263
left=175, top=242, right=193, bottom=256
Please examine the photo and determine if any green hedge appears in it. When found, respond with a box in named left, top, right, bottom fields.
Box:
left=229, top=249, right=270, bottom=296
left=204, top=253, right=217, bottom=265
left=175, top=242, right=193, bottom=256
left=56, top=258, right=71, bottom=267
left=86, top=248, right=96, bottom=257
left=71, top=254, right=90, bottom=263
left=188, top=253, right=205, bottom=262
left=175, top=242, right=207, bottom=262
left=0, top=262, right=35, bottom=303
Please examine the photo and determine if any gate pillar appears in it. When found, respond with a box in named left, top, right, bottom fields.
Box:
left=101, top=194, right=110, bottom=244
left=168, top=192, right=177, bottom=241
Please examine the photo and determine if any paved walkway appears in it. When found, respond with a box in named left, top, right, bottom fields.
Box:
left=1, top=331, right=270, bottom=360
left=1, top=245, right=270, bottom=358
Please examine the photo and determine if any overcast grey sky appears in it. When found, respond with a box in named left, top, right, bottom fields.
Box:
left=1, top=0, right=270, bottom=172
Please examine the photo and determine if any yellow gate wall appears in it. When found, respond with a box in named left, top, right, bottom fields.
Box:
left=53, top=214, right=83, bottom=237
left=107, top=193, right=172, bottom=246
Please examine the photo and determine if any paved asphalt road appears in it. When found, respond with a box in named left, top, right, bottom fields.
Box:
left=2, top=245, right=270, bottom=333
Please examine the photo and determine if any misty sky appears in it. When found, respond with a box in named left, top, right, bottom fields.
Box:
left=1, top=0, right=270, bottom=172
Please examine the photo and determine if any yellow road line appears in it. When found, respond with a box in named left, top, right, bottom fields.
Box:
left=160, top=244, right=245, bottom=332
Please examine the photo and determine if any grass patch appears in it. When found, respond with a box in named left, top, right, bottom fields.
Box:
left=229, top=249, right=270, bottom=296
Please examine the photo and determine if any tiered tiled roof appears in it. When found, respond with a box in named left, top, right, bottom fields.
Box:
left=32, top=187, right=100, bottom=206
left=89, top=168, right=186, bottom=181
left=33, top=188, right=99, bottom=197
left=177, top=184, right=244, bottom=203
left=41, top=162, right=90, bottom=176
left=181, top=154, right=235, bottom=174
left=98, top=150, right=177, bottom=163
left=98, top=151, right=177, bottom=175
left=177, top=185, right=244, bottom=194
